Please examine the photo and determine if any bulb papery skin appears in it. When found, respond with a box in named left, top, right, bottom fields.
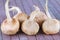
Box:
left=21, top=20, right=39, bottom=35
left=14, top=13, right=29, bottom=23
left=42, top=19, right=60, bottom=34
left=1, top=18, right=20, bottom=35
left=30, top=11, right=48, bottom=26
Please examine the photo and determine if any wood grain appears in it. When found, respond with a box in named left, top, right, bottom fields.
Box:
left=0, top=0, right=60, bottom=40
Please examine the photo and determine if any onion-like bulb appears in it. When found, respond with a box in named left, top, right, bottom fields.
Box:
left=1, top=0, right=20, bottom=35
left=21, top=6, right=40, bottom=35
left=30, top=5, right=48, bottom=26
left=42, top=0, right=60, bottom=34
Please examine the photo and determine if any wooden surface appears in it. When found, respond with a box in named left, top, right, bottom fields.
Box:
left=0, top=0, right=60, bottom=40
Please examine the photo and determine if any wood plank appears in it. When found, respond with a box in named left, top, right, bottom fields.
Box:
left=50, top=0, right=60, bottom=14
left=32, top=0, right=45, bottom=12
left=20, top=0, right=31, bottom=15
left=27, top=35, right=36, bottom=40
left=26, top=0, right=34, bottom=11
left=43, top=35, right=53, bottom=40
left=36, top=33, right=45, bottom=40
left=52, top=35, right=60, bottom=40
left=19, top=32, right=28, bottom=40
left=0, top=0, right=6, bottom=23
left=0, top=1, right=4, bottom=24
left=9, top=0, right=16, bottom=7
left=49, top=0, right=60, bottom=20
left=38, top=0, right=45, bottom=8
left=38, top=0, right=46, bottom=12
left=55, top=0, right=60, bottom=6
left=48, top=6, right=56, bottom=18
left=0, top=0, right=60, bottom=40
left=11, top=34, right=19, bottom=40
left=9, top=0, right=17, bottom=17
left=2, top=34, right=11, bottom=40
left=15, top=0, right=25, bottom=13
left=51, top=0, right=60, bottom=11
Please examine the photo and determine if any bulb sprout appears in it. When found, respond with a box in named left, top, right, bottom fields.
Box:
left=29, top=5, right=40, bottom=21
left=45, top=0, right=52, bottom=19
left=9, top=6, right=22, bottom=14
left=5, top=0, right=12, bottom=21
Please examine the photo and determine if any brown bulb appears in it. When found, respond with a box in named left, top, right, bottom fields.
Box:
left=30, top=5, right=48, bottom=26
left=14, top=13, right=29, bottom=23
left=21, top=20, right=39, bottom=35
left=42, top=0, right=60, bottom=34
left=42, top=19, right=60, bottom=34
left=1, top=0, right=20, bottom=35
left=1, top=18, right=20, bottom=35
left=30, top=11, right=48, bottom=26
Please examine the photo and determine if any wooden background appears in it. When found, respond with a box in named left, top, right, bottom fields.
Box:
left=0, top=0, right=60, bottom=40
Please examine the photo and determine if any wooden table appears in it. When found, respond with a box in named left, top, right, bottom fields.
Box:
left=0, top=0, right=60, bottom=40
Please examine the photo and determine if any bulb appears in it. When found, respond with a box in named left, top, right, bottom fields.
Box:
left=1, top=18, right=20, bottom=35
left=14, top=13, right=29, bottom=23
left=42, top=19, right=60, bottom=34
left=21, top=20, right=39, bottom=35
left=30, top=11, right=48, bottom=26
